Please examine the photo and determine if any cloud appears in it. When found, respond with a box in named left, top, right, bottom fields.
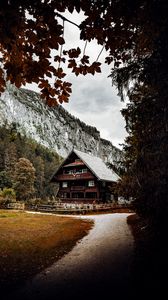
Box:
left=63, top=62, right=128, bottom=148
left=25, top=10, right=128, bottom=149
left=63, top=94, right=127, bottom=149
left=60, top=12, right=128, bottom=148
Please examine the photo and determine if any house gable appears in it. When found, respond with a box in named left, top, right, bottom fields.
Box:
left=51, top=150, right=98, bottom=182
left=51, top=149, right=120, bottom=183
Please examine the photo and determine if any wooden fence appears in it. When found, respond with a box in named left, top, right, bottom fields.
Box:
left=6, top=202, right=25, bottom=210
left=26, top=202, right=133, bottom=214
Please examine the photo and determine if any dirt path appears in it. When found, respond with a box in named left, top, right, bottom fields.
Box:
left=5, top=213, right=134, bottom=300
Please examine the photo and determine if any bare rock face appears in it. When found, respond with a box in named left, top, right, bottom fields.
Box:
left=0, top=83, right=122, bottom=164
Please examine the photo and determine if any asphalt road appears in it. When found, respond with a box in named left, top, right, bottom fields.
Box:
left=5, top=213, right=134, bottom=300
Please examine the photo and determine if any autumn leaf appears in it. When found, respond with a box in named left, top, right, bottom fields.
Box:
left=105, top=56, right=113, bottom=65
left=55, top=68, right=66, bottom=79
left=68, top=59, right=77, bottom=68
left=81, top=55, right=90, bottom=65
left=38, top=80, right=49, bottom=89
left=54, top=55, right=61, bottom=62
left=46, top=71, right=52, bottom=78
left=68, top=47, right=81, bottom=58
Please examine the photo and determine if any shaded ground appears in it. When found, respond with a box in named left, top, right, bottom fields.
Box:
left=127, top=214, right=168, bottom=299
left=5, top=213, right=134, bottom=300
left=0, top=210, right=93, bottom=294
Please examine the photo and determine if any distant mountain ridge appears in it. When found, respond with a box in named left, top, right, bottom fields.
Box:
left=0, top=83, right=122, bottom=165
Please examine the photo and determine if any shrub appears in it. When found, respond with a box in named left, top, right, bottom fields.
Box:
left=0, top=188, right=16, bottom=203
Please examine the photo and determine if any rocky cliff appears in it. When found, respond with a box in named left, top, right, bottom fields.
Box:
left=0, top=83, right=122, bottom=164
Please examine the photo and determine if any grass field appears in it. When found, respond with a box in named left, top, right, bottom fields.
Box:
left=0, top=210, right=93, bottom=290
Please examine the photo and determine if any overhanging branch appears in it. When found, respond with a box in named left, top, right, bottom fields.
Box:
left=55, top=12, right=80, bottom=28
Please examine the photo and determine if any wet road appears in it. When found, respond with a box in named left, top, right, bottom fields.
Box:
left=5, top=213, right=134, bottom=300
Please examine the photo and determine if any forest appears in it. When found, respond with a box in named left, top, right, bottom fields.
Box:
left=0, top=124, right=62, bottom=204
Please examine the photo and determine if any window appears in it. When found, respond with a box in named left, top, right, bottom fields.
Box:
left=76, top=169, right=82, bottom=174
left=88, top=180, right=95, bottom=187
left=64, top=169, right=75, bottom=174
left=68, top=170, right=74, bottom=174
left=62, top=182, right=68, bottom=188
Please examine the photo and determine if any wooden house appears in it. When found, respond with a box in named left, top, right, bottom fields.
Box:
left=51, top=149, right=120, bottom=203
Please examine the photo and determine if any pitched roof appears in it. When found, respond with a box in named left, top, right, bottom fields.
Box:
left=72, top=149, right=120, bottom=182
left=51, top=149, right=120, bottom=183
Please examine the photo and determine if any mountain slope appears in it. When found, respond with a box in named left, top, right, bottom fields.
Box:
left=0, top=83, right=122, bottom=164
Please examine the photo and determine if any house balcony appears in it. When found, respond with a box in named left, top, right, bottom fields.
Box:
left=59, top=187, right=98, bottom=193
left=55, top=172, right=95, bottom=181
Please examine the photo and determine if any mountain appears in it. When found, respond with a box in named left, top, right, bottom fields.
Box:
left=0, top=83, right=122, bottom=164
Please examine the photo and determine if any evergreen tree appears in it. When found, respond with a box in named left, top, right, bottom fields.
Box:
left=121, top=83, right=168, bottom=227
left=4, top=142, right=17, bottom=183
left=33, top=156, right=45, bottom=198
left=0, top=170, right=12, bottom=189
left=13, top=158, right=36, bottom=200
left=0, top=141, right=5, bottom=172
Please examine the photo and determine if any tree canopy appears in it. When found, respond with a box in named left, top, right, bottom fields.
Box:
left=0, top=1, right=167, bottom=105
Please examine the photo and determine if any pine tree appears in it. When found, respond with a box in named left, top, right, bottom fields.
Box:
left=33, top=156, right=45, bottom=198
left=0, top=141, right=5, bottom=172
left=4, top=142, right=18, bottom=183
left=13, top=158, right=36, bottom=201
left=0, top=171, right=12, bottom=189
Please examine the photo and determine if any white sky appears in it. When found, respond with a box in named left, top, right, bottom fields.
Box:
left=25, top=10, right=128, bottom=149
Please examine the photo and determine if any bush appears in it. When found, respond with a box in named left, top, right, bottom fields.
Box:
left=0, top=188, right=16, bottom=203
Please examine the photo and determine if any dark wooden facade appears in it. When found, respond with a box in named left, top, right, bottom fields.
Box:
left=51, top=150, right=118, bottom=203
